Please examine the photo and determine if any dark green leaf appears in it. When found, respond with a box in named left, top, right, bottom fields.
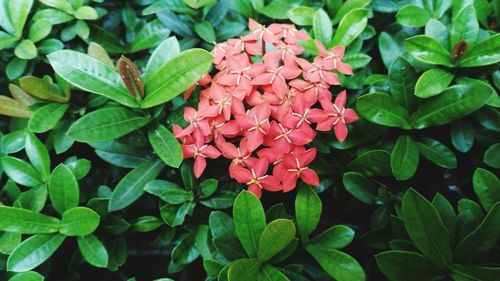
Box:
left=295, top=186, right=322, bottom=242
left=49, top=164, right=79, bottom=215
left=405, top=35, right=452, bottom=66
left=376, top=250, right=440, bottom=281
left=233, top=191, right=266, bottom=258
left=415, top=137, right=457, bottom=169
left=472, top=168, right=500, bottom=211
left=77, top=234, right=109, bottom=268
left=257, top=219, right=296, bottom=261
left=148, top=125, right=183, bottom=168
left=357, top=93, right=411, bottom=129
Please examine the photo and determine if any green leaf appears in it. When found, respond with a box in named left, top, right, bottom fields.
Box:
left=77, top=234, right=109, bottom=268
left=342, top=53, right=371, bottom=69
left=356, top=93, right=411, bottom=129
left=310, top=225, right=354, bottom=250
left=228, top=258, right=261, bottom=281
left=74, top=6, right=98, bottom=20
left=331, top=0, right=371, bottom=25
left=402, top=188, right=452, bottom=269
left=199, top=178, right=218, bottom=199
left=451, top=119, right=474, bottom=153
left=431, top=193, right=456, bottom=232
left=14, top=40, right=37, bottom=60
left=388, top=57, right=419, bottom=113
left=171, top=232, right=199, bottom=266
left=194, top=21, right=216, bottom=43
left=19, top=76, right=67, bottom=103
left=9, top=0, right=33, bottom=38
left=148, top=125, right=183, bottom=168
left=484, top=143, right=500, bottom=168
left=258, top=265, right=290, bottom=281
left=472, top=168, right=500, bottom=211
left=67, top=107, right=152, bottom=142
left=458, top=33, right=500, bottom=67
left=142, top=49, right=212, bottom=108
left=183, top=0, right=215, bottom=9
left=450, top=264, right=500, bottom=281
left=0, top=96, right=32, bottom=118
left=1, top=156, right=43, bottom=187
left=306, top=244, right=365, bottom=281
left=130, top=19, right=171, bottom=53
left=415, top=137, right=457, bottom=169
left=342, top=172, right=378, bottom=205
left=145, top=36, right=180, bottom=77
left=378, top=32, right=405, bottom=69
left=312, top=9, right=332, bottom=45
left=39, top=0, right=74, bottom=13
left=453, top=202, right=500, bottom=263
left=410, top=81, right=493, bottom=129
left=294, top=186, right=322, bottom=242
left=450, top=5, right=478, bottom=46
left=405, top=35, right=452, bottom=66
left=375, top=250, right=440, bottom=281
left=332, top=8, right=368, bottom=46
left=391, top=135, right=419, bottom=181
left=24, top=132, right=51, bottom=183
left=28, top=103, right=69, bottom=133
left=59, top=207, right=100, bottom=236
left=131, top=216, right=162, bottom=232
left=0, top=231, right=21, bottom=254
left=396, top=5, right=431, bottom=27
left=425, top=19, right=449, bottom=49
left=49, top=164, right=79, bottom=215
left=144, top=180, right=193, bottom=204
left=7, top=233, right=65, bottom=272
left=233, top=191, right=266, bottom=258
left=346, top=149, right=391, bottom=177
left=8, top=271, right=44, bottom=281
left=257, top=219, right=296, bottom=261
left=109, top=159, right=164, bottom=211
left=415, top=68, right=454, bottom=98
left=260, top=0, right=301, bottom=20
left=47, top=50, right=139, bottom=107
left=287, top=6, right=316, bottom=26
left=28, top=19, right=52, bottom=43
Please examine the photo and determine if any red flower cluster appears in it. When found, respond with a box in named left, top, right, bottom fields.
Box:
left=174, top=19, right=358, bottom=198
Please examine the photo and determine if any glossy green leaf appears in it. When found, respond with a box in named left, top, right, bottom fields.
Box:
left=130, top=19, right=170, bottom=53
left=388, top=57, right=419, bottom=112
left=258, top=265, right=290, bottom=281
left=306, top=244, right=365, bottom=281
left=28, top=19, right=52, bottom=43
left=9, top=0, right=33, bottom=37
left=67, top=107, right=152, bottom=142
left=1, top=156, right=43, bottom=187
left=7, top=233, right=65, bottom=272
left=0, top=231, right=22, bottom=254
left=74, top=6, right=98, bottom=20
left=233, top=190, right=266, bottom=258
left=411, top=81, right=493, bottom=129
left=342, top=172, right=378, bottom=205
left=415, top=137, right=457, bottom=169
left=310, top=225, right=355, bottom=250
left=194, top=21, right=216, bottom=43
left=425, top=19, right=449, bottom=49
left=415, top=68, right=454, bottom=98
left=49, top=164, right=79, bottom=215
left=356, top=93, right=411, bottom=129
left=405, top=35, right=452, bottom=66
left=142, top=49, right=212, bottom=108
left=260, top=0, right=301, bottom=20
left=402, top=188, right=452, bottom=269
left=145, top=36, right=180, bottom=77
left=77, top=234, right=109, bottom=268
left=171, top=232, right=199, bottom=266
left=228, top=258, right=261, bottom=281
left=24, top=132, right=50, bottom=183
left=378, top=32, right=405, bottom=69
left=346, top=149, right=392, bottom=177
left=258, top=219, right=296, bottom=261
left=48, top=50, right=139, bottom=107
left=396, top=5, right=430, bottom=27
left=484, top=143, right=500, bottom=168
left=472, top=168, right=500, bottom=211
left=391, top=135, right=419, bottom=181
left=331, top=0, right=371, bottom=25
left=295, top=186, right=322, bottom=242
left=8, top=271, right=44, bottom=281
left=109, top=159, right=164, bottom=211
left=28, top=103, right=69, bottom=133
left=458, top=33, right=500, bottom=67
left=14, top=40, right=37, bottom=60
left=312, top=8, right=332, bottom=45
left=332, top=9, right=368, bottom=46
left=287, top=6, right=316, bottom=26
left=39, top=0, right=74, bottom=13
left=19, top=76, right=67, bottom=103
left=451, top=119, right=474, bottom=153
left=144, top=180, right=193, bottom=204
left=453, top=202, right=500, bottom=263
left=148, top=125, right=183, bottom=168
left=376, top=250, right=440, bottom=281
left=450, top=5, right=478, bottom=46
left=59, top=207, right=100, bottom=236
left=342, top=53, right=371, bottom=69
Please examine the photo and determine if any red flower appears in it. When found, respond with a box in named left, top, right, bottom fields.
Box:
left=282, top=148, right=319, bottom=192
left=316, top=91, right=359, bottom=142
left=314, top=40, right=353, bottom=75
left=182, top=130, right=221, bottom=178
left=232, top=157, right=281, bottom=198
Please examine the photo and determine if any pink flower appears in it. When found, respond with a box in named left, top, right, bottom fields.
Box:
left=232, top=157, right=281, bottom=198
left=252, top=52, right=302, bottom=96
left=296, top=57, right=340, bottom=85
left=314, top=40, right=353, bottom=75
left=315, top=91, right=359, bottom=142
left=235, top=102, right=271, bottom=152
left=282, top=148, right=319, bottom=192
left=182, top=131, right=221, bottom=178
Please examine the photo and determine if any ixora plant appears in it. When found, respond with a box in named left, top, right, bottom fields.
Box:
left=0, top=0, right=499, bottom=280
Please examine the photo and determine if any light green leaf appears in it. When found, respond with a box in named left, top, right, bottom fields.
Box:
left=28, top=103, right=69, bottom=133
left=356, top=93, right=411, bottom=129
left=48, top=50, right=139, bottom=107
left=67, top=107, right=152, bottom=142
left=145, top=36, right=180, bottom=77
left=28, top=19, right=52, bottom=43
left=109, top=159, right=164, bottom=211
left=39, top=0, right=74, bottom=13
left=0, top=206, right=59, bottom=234
left=331, top=0, right=371, bottom=25
left=391, top=135, right=419, bottom=181
left=332, top=8, right=368, bottom=46
left=194, top=21, right=216, bottom=43
left=144, top=180, right=193, bottom=204
left=25, top=132, right=51, bottom=182
left=294, top=186, right=322, bottom=242
left=402, top=188, right=452, bottom=269
left=14, top=40, right=37, bottom=60
left=19, top=75, right=67, bottom=103
left=260, top=0, right=301, bottom=20
left=258, top=219, right=296, bottom=261
left=233, top=191, right=266, bottom=258
left=1, top=156, right=43, bottom=187
left=310, top=225, right=355, bottom=250
left=148, top=125, right=183, bottom=168
left=77, top=234, right=109, bottom=268
left=8, top=271, right=44, bottom=281
left=396, top=5, right=431, bottom=27
left=74, top=6, right=98, bottom=20
left=59, top=207, right=100, bottom=236
left=228, top=258, right=261, bottom=281
left=130, top=19, right=171, bottom=53
left=313, top=8, right=332, bottom=45
left=415, top=68, right=454, bottom=98
left=457, top=33, right=500, bottom=67
left=405, top=35, right=452, bottom=66
left=142, top=49, right=212, bottom=108
left=49, top=164, right=79, bottom=215
left=0, top=95, right=32, bottom=118
left=450, top=5, right=478, bottom=46
left=7, top=233, right=65, bottom=272
left=9, top=0, right=34, bottom=38
left=287, top=6, right=316, bottom=26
